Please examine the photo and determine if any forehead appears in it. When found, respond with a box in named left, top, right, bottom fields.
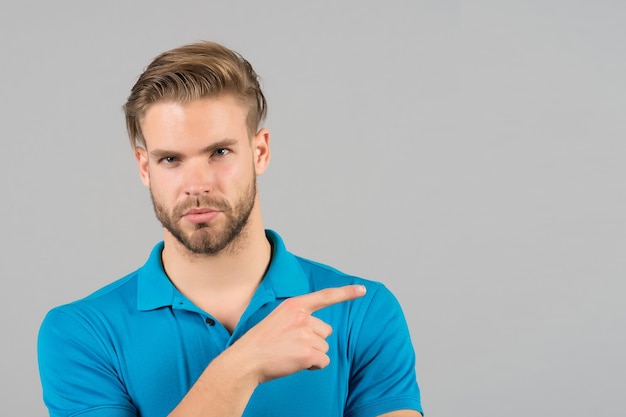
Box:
left=140, top=95, right=250, bottom=149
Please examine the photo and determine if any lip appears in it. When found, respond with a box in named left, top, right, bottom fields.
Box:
left=182, top=208, right=220, bottom=224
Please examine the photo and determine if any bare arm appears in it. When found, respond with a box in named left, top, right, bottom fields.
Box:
left=167, top=285, right=367, bottom=417
left=379, top=411, right=423, bottom=417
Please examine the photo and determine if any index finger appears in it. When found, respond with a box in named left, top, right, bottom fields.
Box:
left=296, top=285, right=367, bottom=313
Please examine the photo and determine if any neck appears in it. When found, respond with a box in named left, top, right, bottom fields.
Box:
left=160, top=208, right=271, bottom=302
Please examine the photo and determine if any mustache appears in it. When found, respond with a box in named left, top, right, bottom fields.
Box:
left=173, top=196, right=231, bottom=217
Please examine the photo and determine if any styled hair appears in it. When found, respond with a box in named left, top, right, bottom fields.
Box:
left=123, top=41, right=267, bottom=148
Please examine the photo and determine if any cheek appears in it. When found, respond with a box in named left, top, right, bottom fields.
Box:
left=215, top=162, right=247, bottom=187
left=147, top=169, right=179, bottom=198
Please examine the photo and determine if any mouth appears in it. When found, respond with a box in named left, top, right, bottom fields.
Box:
left=182, top=208, right=220, bottom=224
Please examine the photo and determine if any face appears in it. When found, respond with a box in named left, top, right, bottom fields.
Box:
left=135, top=95, right=270, bottom=255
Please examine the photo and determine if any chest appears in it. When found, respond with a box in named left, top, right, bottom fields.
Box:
left=112, top=308, right=350, bottom=416
left=192, top=294, right=250, bottom=334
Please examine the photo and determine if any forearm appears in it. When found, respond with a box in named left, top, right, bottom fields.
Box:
left=167, top=347, right=259, bottom=417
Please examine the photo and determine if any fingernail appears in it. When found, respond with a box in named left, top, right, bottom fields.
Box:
left=356, top=285, right=366, bottom=295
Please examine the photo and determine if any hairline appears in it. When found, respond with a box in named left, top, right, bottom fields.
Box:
left=132, top=92, right=259, bottom=150
left=133, top=93, right=258, bottom=150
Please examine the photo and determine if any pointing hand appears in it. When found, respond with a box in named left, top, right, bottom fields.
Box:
left=229, top=285, right=367, bottom=384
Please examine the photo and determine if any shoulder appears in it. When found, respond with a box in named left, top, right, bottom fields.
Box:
left=268, top=230, right=388, bottom=289
left=41, top=241, right=166, bottom=323
left=63, top=269, right=138, bottom=310
left=40, top=269, right=140, bottom=332
left=295, top=255, right=396, bottom=302
left=37, top=268, right=144, bottom=378
left=290, top=251, right=412, bottom=336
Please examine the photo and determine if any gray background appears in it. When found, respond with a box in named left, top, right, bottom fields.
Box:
left=1, top=1, right=624, bottom=415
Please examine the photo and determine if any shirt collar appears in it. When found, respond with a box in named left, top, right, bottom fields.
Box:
left=137, top=241, right=174, bottom=311
left=136, top=230, right=309, bottom=311
left=261, top=229, right=310, bottom=298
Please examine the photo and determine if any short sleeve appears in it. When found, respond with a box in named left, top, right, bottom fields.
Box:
left=344, top=284, right=423, bottom=417
left=37, top=307, right=137, bottom=417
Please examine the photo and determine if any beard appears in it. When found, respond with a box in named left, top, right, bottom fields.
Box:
left=150, top=178, right=257, bottom=255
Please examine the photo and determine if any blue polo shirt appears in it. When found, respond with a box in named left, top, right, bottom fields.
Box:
left=38, top=230, right=422, bottom=417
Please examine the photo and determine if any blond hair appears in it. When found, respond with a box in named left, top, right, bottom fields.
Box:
left=123, top=41, right=267, bottom=148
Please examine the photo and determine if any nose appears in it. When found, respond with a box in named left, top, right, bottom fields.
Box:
left=183, top=158, right=213, bottom=196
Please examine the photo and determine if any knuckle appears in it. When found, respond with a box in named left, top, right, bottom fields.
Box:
left=299, top=345, right=316, bottom=361
left=294, top=310, right=309, bottom=325
left=319, top=288, right=336, bottom=304
left=319, top=355, right=331, bottom=369
left=281, top=297, right=299, bottom=310
left=323, top=323, right=333, bottom=338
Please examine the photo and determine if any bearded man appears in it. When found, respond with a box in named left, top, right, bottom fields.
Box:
left=38, top=41, right=423, bottom=417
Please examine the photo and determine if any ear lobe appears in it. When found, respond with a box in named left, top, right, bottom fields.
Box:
left=253, top=128, right=271, bottom=175
left=134, top=147, right=151, bottom=188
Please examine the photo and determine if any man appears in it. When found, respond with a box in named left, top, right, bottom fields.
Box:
left=38, top=41, right=423, bottom=417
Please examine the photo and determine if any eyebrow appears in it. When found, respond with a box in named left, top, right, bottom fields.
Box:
left=149, top=138, right=239, bottom=160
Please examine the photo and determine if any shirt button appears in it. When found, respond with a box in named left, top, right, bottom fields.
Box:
left=205, top=317, right=215, bottom=326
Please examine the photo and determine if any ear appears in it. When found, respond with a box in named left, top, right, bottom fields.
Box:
left=252, top=128, right=271, bottom=176
left=134, top=147, right=151, bottom=188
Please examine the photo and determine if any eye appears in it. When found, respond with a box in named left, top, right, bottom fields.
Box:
left=160, top=156, right=179, bottom=164
left=214, top=148, right=230, bottom=157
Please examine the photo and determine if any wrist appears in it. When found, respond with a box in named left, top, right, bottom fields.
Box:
left=207, top=344, right=261, bottom=393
